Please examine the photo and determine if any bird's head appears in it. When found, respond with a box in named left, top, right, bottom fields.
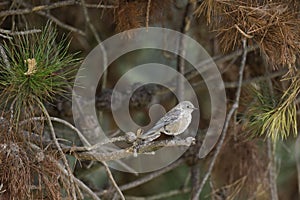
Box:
left=178, top=101, right=197, bottom=113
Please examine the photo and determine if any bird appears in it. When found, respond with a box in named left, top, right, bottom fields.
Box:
left=140, top=101, right=197, bottom=142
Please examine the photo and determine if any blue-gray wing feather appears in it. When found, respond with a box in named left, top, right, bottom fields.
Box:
left=141, top=108, right=181, bottom=138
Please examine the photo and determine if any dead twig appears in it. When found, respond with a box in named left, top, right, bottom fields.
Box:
left=80, top=0, right=108, bottom=88
left=36, top=98, right=78, bottom=199
left=0, top=0, right=115, bottom=17
left=18, top=1, right=85, bottom=36
left=34, top=144, right=101, bottom=200
left=145, top=0, right=151, bottom=29
left=37, top=11, right=86, bottom=36
left=193, top=38, right=248, bottom=199
left=0, top=43, right=10, bottom=69
left=101, top=161, right=125, bottom=200
left=0, top=28, right=41, bottom=36
left=177, top=0, right=196, bottom=101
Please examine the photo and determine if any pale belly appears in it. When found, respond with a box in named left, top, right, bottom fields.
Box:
left=162, top=115, right=192, bottom=136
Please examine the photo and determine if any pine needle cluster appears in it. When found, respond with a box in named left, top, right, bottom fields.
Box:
left=246, top=79, right=298, bottom=140
left=195, top=0, right=300, bottom=67
left=0, top=23, right=79, bottom=124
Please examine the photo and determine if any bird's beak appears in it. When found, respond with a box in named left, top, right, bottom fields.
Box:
left=193, top=107, right=198, bottom=110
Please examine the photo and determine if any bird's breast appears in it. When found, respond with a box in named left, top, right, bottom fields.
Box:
left=163, top=114, right=192, bottom=135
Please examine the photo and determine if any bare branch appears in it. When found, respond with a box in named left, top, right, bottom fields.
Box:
left=146, top=0, right=151, bottom=29
left=0, top=0, right=115, bottom=18
left=0, top=28, right=41, bottom=36
left=192, top=38, right=248, bottom=199
left=80, top=0, right=108, bottom=88
left=17, top=1, right=86, bottom=36
left=36, top=99, right=78, bottom=199
left=37, top=11, right=86, bottom=36
left=264, top=54, right=279, bottom=200
left=0, top=43, right=10, bottom=69
left=177, top=0, right=196, bottom=100
left=101, top=161, right=125, bottom=200
left=73, top=137, right=195, bottom=162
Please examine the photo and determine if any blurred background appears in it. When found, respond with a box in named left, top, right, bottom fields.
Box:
left=0, top=0, right=300, bottom=199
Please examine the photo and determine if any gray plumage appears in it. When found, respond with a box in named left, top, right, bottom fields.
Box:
left=140, top=101, right=196, bottom=142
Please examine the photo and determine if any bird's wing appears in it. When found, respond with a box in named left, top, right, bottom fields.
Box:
left=140, top=108, right=181, bottom=138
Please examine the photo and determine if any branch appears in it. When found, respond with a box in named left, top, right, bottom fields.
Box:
left=18, top=1, right=85, bottom=36
left=177, top=0, right=196, bottom=100
left=146, top=0, right=151, bottom=29
left=0, top=0, right=77, bottom=17
left=72, top=137, right=195, bottom=162
left=264, top=56, right=279, bottom=200
left=20, top=116, right=194, bottom=198
left=46, top=149, right=101, bottom=200
left=0, top=43, right=10, bottom=69
left=0, top=0, right=116, bottom=17
left=36, top=99, right=78, bottom=199
left=80, top=0, right=108, bottom=89
left=192, top=38, right=248, bottom=199
left=101, top=161, right=125, bottom=200
left=223, top=69, right=288, bottom=88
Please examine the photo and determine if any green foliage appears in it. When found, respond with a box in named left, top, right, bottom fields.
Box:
left=247, top=79, right=298, bottom=141
left=0, top=23, right=79, bottom=122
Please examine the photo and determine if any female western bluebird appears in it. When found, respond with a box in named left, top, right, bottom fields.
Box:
left=140, top=101, right=197, bottom=142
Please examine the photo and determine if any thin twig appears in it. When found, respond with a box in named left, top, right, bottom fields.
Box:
left=267, top=139, right=278, bottom=200
left=80, top=0, right=101, bottom=43
left=0, top=33, right=11, bottom=39
left=223, top=69, right=287, bottom=88
left=101, top=161, right=125, bottom=200
left=119, top=158, right=184, bottom=191
left=38, top=11, right=86, bottom=36
left=193, top=39, right=248, bottom=199
left=19, top=1, right=85, bottom=36
left=0, top=28, right=41, bottom=36
left=0, top=0, right=116, bottom=17
left=177, top=0, right=196, bottom=101
left=8, top=97, right=17, bottom=133
left=29, top=142, right=100, bottom=200
left=185, top=45, right=258, bottom=81
left=20, top=116, right=90, bottom=146
left=83, top=3, right=116, bottom=9
left=21, top=116, right=130, bottom=199
left=48, top=153, right=101, bottom=200
left=80, top=0, right=108, bottom=88
left=295, top=134, right=300, bottom=197
left=0, top=43, right=10, bottom=69
left=146, top=0, right=151, bottom=30
left=0, top=0, right=76, bottom=17
left=36, top=98, right=78, bottom=199
left=234, top=24, right=254, bottom=38
left=190, top=163, right=201, bottom=198
left=264, top=57, right=279, bottom=200
left=80, top=0, right=108, bottom=142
